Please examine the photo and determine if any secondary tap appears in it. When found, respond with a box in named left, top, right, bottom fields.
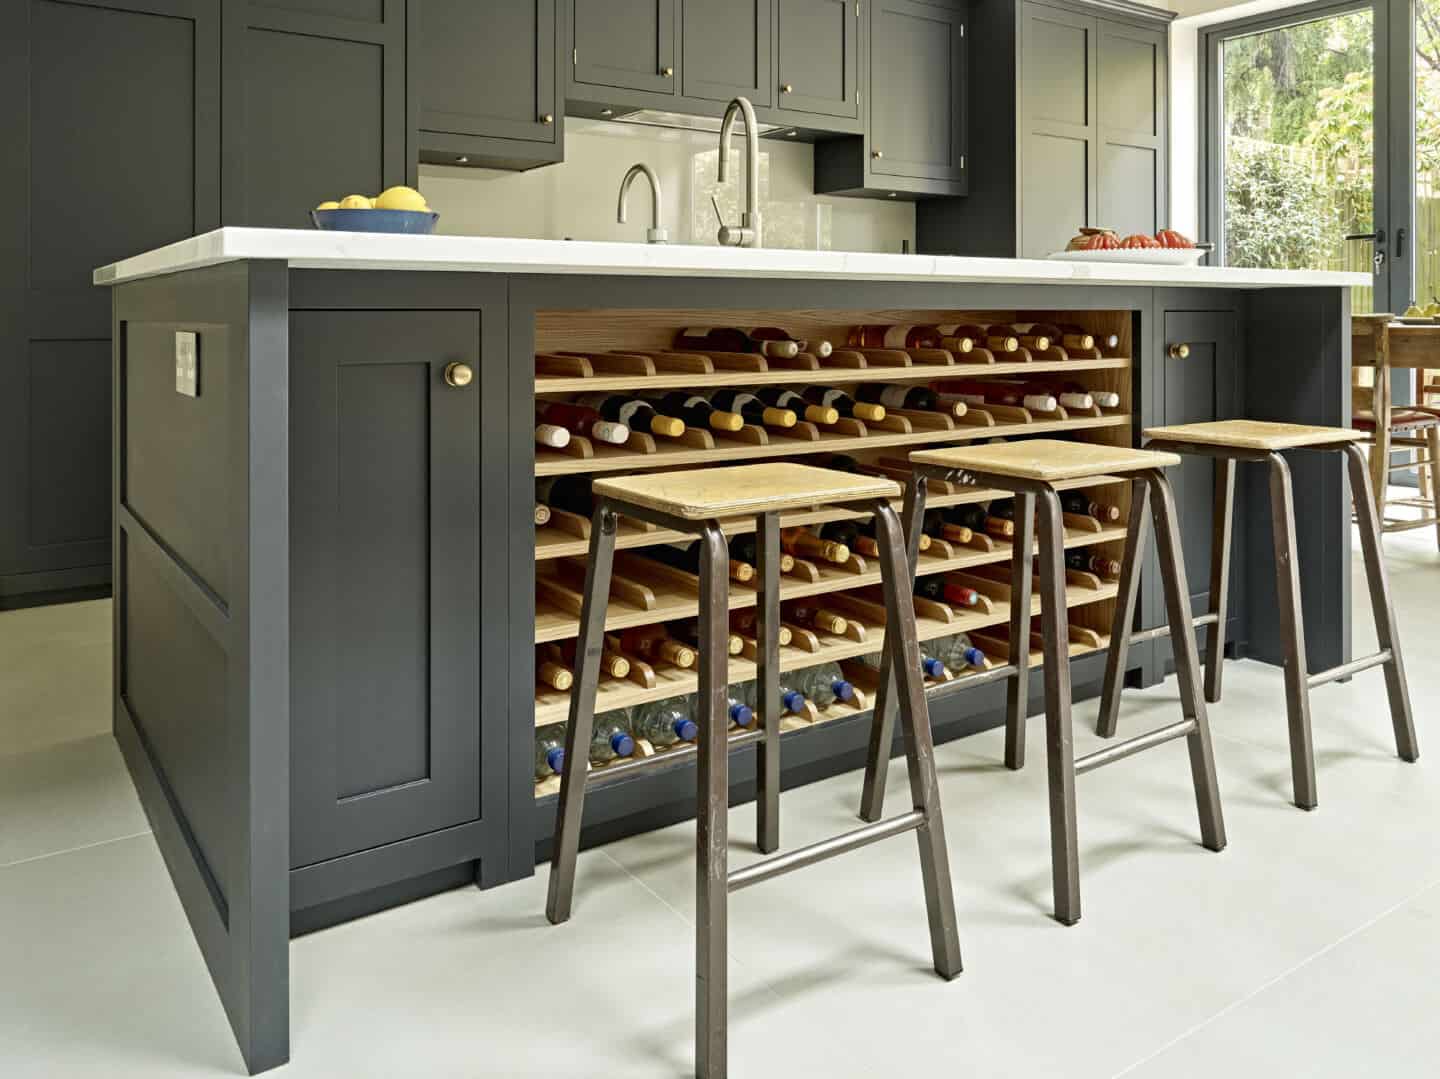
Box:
left=616, top=163, right=668, bottom=244
left=716, top=97, right=762, bottom=248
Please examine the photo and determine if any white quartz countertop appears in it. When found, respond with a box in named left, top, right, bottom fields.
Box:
left=93, top=227, right=1372, bottom=290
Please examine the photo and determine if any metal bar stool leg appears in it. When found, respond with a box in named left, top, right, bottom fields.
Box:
left=1036, top=488, right=1081, bottom=925
left=872, top=500, right=963, bottom=977
left=1343, top=443, right=1420, bottom=763
left=1204, top=458, right=1236, bottom=703
left=754, top=511, right=781, bottom=853
left=1267, top=452, right=1318, bottom=810
left=1004, top=492, right=1036, bottom=770
left=695, top=523, right=731, bottom=1079
left=546, top=504, right=620, bottom=925
left=1096, top=477, right=1151, bottom=738
left=859, top=476, right=928, bottom=822
left=1147, top=471, right=1226, bottom=852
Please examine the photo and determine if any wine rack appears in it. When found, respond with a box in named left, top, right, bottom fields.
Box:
left=531, top=307, right=1135, bottom=798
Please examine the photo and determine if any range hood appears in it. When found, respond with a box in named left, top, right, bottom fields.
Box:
left=603, top=108, right=784, bottom=136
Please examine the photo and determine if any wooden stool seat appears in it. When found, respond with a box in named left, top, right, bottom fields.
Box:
left=1352, top=408, right=1440, bottom=433
left=592, top=462, right=899, bottom=519
left=1143, top=419, right=1364, bottom=451
left=909, top=438, right=1180, bottom=481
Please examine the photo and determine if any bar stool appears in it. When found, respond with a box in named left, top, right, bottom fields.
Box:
left=545, top=462, right=962, bottom=1078
left=859, top=439, right=1226, bottom=926
left=1103, top=420, right=1419, bottom=810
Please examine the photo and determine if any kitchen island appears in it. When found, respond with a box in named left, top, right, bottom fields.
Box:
left=96, top=229, right=1365, bottom=1073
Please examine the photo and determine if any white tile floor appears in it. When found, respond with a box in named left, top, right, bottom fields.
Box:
left=3, top=530, right=1439, bottom=1077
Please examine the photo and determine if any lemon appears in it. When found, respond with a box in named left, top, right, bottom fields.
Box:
left=338, top=194, right=373, bottom=210
left=315, top=200, right=341, bottom=211
left=1406, top=304, right=1426, bottom=318
left=373, top=185, right=429, bottom=211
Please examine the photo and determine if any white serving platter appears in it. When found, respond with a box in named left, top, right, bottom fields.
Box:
left=1047, top=247, right=1207, bottom=266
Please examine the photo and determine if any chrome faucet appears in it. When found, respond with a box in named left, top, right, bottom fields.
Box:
left=715, top=97, right=762, bottom=248
left=616, top=163, right=668, bottom=244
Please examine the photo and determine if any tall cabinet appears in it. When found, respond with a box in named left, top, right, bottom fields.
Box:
left=917, top=0, right=1170, bottom=257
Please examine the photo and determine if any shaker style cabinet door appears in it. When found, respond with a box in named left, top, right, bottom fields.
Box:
left=868, top=0, right=967, bottom=184
left=1097, top=17, right=1167, bottom=241
left=774, top=0, right=858, bottom=120
left=572, top=0, right=678, bottom=95
left=682, top=0, right=772, bottom=106
left=289, top=311, right=482, bottom=868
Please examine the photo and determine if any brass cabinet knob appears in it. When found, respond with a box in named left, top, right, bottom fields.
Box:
left=781, top=83, right=794, bottom=93
left=1167, top=343, right=1190, bottom=360
left=872, top=149, right=883, bottom=159
left=661, top=66, right=674, bottom=77
left=540, top=113, right=554, bottom=125
left=444, top=362, right=474, bottom=388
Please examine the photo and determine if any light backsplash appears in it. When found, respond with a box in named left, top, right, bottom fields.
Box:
left=418, top=119, right=915, bottom=252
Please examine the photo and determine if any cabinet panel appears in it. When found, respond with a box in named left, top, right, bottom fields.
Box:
left=1022, top=134, right=1090, bottom=258
left=1026, top=13, right=1090, bottom=127
left=418, top=0, right=558, bottom=147
left=870, top=0, right=966, bottom=182
left=1098, top=17, right=1166, bottom=236
left=253, top=0, right=382, bottom=19
left=27, top=341, right=112, bottom=551
left=1100, top=142, right=1159, bottom=238
left=290, top=311, right=482, bottom=868
left=573, top=0, right=677, bottom=95
left=683, top=0, right=771, bottom=105
left=775, top=0, right=856, bottom=119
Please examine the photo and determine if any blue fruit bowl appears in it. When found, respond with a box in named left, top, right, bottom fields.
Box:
left=310, top=208, right=440, bottom=234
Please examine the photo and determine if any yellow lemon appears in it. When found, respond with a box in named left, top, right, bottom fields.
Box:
left=373, top=185, right=429, bottom=211
left=338, top=194, right=373, bottom=210
left=315, top=200, right=341, bottom=211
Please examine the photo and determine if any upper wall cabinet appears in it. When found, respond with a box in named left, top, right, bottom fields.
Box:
left=571, top=0, right=678, bottom=97
left=774, top=0, right=859, bottom=121
left=1097, top=17, right=1166, bottom=241
left=222, top=0, right=408, bottom=226
left=815, top=0, right=967, bottom=199
left=683, top=0, right=772, bottom=107
left=414, top=0, right=563, bottom=170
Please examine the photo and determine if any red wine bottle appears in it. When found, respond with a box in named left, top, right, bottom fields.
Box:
left=754, top=386, right=838, bottom=424
left=1067, top=550, right=1121, bottom=577
left=674, top=327, right=799, bottom=359
left=707, top=389, right=795, bottom=428
left=929, top=379, right=1056, bottom=413
left=801, top=386, right=885, bottom=422
left=855, top=383, right=938, bottom=412
left=644, top=391, right=743, bottom=432
left=750, top=326, right=829, bottom=357
left=535, top=475, right=594, bottom=517
left=1015, top=322, right=1094, bottom=351
left=572, top=393, right=685, bottom=437
left=1060, top=492, right=1122, bottom=522
left=536, top=400, right=629, bottom=445
left=642, top=542, right=755, bottom=583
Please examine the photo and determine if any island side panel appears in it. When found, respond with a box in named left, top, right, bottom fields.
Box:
left=112, top=260, right=291, bottom=1074
left=1243, top=287, right=1352, bottom=673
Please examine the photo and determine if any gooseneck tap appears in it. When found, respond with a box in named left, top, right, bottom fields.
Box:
left=715, top=97, right=762, bottom=248
left=616, top=163, right=668, bottom=244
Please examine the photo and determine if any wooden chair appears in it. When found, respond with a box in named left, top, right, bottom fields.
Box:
left=1350, top=314, right=1440, bottom=545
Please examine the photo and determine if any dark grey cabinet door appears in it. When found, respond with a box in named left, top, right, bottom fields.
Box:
left=869, top=0, right=966, bottom=183
left=1019, top=2, right=1096, bottom=258
left=1097, top=17, right=1167, bottom=238
left=1159, top=309, right=1239, bottom=618
left=418, top=0, right=559, bottom=146
left=290, top=310, right=482, bottom=868
left=775, top=0, right=857, bottom=119
left=572, top=0, right=678, bottom=95
left=0, top=0, right=221, bottom=596
left=221, top=0, right=406, bottom=227
left=682, top=0, right=772, bottom=105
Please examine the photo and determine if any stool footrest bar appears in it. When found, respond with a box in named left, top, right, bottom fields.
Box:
left=1307, top=650, right=1393, bottom=689
left=726, top=809, right=926, bottom=892
left=928, top=662, right=1020, bottom=701
left=1074, top=719, right=1198, bottom=775
left=1126, top=612, right=1219, bottom=647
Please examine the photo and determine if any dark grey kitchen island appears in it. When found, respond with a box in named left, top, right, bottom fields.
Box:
left=95, top=229, right=1364, bottom=1073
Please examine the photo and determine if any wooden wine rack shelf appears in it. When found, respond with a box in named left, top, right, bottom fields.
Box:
left=536, top=412, right=1130, bottom=476
left=535, top=354, right=1130, bottom=394
left=535, top=523, right=1125, bottom=643
left=533, top=579, right=1118, bottom=727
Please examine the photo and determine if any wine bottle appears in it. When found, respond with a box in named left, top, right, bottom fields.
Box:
left=930, top=632, right=986, bottom=672
left=941, top=579, right=982, bottom=607
left=858, top=650, right=948, bottom=678
left=929, top=379, right=1056, bottom=413
left=780, top=526, right=849, bottom=564
left=534, top=422, right=571, bottom=449
left=1066, top=550, right=1121, bottom=577
left=707, top=388, right=796, bottom=428
left=846, top=324, right=938, bottom=349
left=927, top=508, right=973, bottom=544
left=643, top=541, right=755, bottom=584
left=643, top=391, right=743, bottom=433
left=1014, top=322, right=1094, bottom=351
left=534, top=502, right=551, bottom=526
left=1062, top=380, right=1119, bottom=408
left=536, top=400, right=629, bottom=445
left=1060, top=492, right=1122, bottom=522
left=669, top=617, right=743, bottom=656
left=749, top=326, right=829, bottom=357
left=852, top=513, right=932, bottom=554
left=854, top=383, right=940, bottom=412
left=631, top=697, right=699, bottom=746
left=535, top=650, right=574, bottom=690
left=800, top=386, right=885, bottom=422
left=927, top=325, right=978, bottom=354
left=1061, top=323, right=1119, bottom=351
left=818, top=519, right=861, bottom=551
left=937, top=324, right=1019, bottom=353
left=572, top=392, right=686, bottom=438
left=997, top=380, right=1093, bottom=410
left=793, top=661, right=856, bottom=708
left=728, top=533, right=795, bottom=575
left=949, top=500, right=1014, bottom=539
left=735, top=679, right=807, bottom=717
left=986, top=323, right=1052, bottom=352
left=754, top=386, right=838, bottom=425
left=534, top=724, right=567, bottom=779
left=728, top=608, right=793, bottom=647
left=618, top=626, right=696, bottom=668
left=535, top=475, right=594, bottom=518
left=914, top=575, right=943, bottom=601
left=555, top=638, right=630, bottom=679
left=589, top=717, right=635, bottom=763
left=674, top=327, right=799, bottom=359
left=782, top=599, right=848, bottom=635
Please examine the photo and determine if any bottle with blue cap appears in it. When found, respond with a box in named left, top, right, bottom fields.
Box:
left=589, top=713, right=637, bottom=763
left=932, top=632, right=987, bottom=674
left=858, top=649, right=947, bottom=679
left=734, top=678, right=808, bottom=717
left=534, top=723, right=567, bottom=780
left=795, top=661, right=856, bottom=708
left=631, top=697, right=700, bottom=747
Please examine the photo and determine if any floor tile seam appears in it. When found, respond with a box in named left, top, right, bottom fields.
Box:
left=0, top=829, right=152, bottom=871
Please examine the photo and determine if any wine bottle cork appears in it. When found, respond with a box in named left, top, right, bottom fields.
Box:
left=941, top=523, right=973, bottom=543
left=534, top=503, right=551, bottom=526
left=810, top=609, right=848, bottom=634
left=762, top=406, right=796, bottom=428
left=600, top=650, right=630, bottom=679
left=649, top=415, right=686, bottom=438
left=708, top=410, right=744, bottom=432
left=985, top=517, right=1016, bottom=538
left=535, top=423, right=570, bottom=448
left=853, top=402, right=885, bottom=422
left=536, top=661, right=573, bottom=691
left=803, top=404, right=839, bottom=425
left=728, top=559, right=756, bottom=583
left=988, top=335, right=1019, bottom=352
left=656, top=639, right=696, bottom=668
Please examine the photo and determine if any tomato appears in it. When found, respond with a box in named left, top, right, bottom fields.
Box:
left=1119, top=233, right=1160, bottom=249
left=1155, top=229, right=1194, bottom=249
left=1084, top=232, right=1120, bottom=251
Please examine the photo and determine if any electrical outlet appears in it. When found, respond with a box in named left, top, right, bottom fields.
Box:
left=175, top=331, right=199, bottom=397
